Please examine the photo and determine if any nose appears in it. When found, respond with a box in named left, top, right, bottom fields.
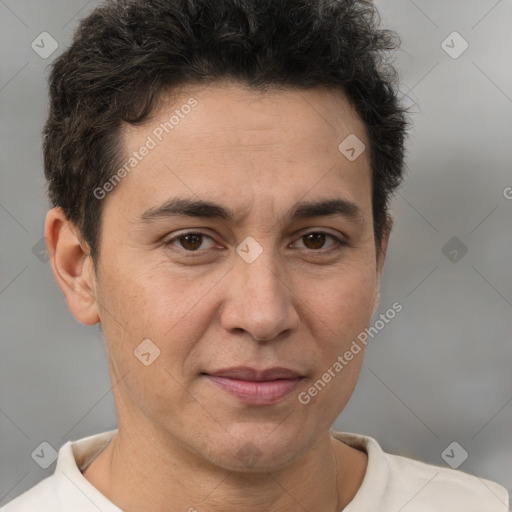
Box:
left=219, top=248, right=300, bottom=342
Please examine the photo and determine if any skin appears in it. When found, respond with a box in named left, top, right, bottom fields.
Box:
left=46, top=81, right=391, bottom=512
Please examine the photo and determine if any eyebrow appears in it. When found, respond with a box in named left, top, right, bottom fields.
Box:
left=140, top=197, right=364, bottom=225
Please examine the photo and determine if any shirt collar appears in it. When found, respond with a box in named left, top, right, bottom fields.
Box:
left=55, top=429, right=121, bottom=511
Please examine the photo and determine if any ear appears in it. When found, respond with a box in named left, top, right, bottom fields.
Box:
left=372, top=215, right=392, bottom=315
left=45, top=207, right=100, bottom=325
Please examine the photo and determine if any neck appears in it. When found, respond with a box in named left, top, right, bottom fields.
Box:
left=83, top=423, right=367, bottom=512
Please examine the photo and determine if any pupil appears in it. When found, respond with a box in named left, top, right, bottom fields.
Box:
left=305, top=233, right=325, bottom=249
left=183, top=234, right=201, bottom=250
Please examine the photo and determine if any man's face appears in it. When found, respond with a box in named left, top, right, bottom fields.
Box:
left=88, top=82, right=387, bottom=470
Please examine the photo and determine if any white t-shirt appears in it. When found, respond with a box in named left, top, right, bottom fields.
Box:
left=1, top=429, right=508, bottom=511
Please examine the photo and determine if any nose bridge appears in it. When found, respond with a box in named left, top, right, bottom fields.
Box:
left=220, top=240, right=299, bottom=340
left=243, top=248, right=282, bottom=302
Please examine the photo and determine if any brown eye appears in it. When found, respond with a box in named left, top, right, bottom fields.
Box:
left=294, top=231, right=343, bottom=251
left=302, top=233, right=327, bottom=250
left=164, top=232, right=216, bottom=252
left=179, top=233, right=203, bottom=251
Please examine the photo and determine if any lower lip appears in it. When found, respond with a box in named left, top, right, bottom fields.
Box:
left=204, top=375, right=302, bottom=405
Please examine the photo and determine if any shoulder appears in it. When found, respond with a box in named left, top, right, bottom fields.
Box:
left=1, top=430, right=119, bottom=512
left=384, top=450, right=509, bottom=511
left=1, top=475, right=60, bottom=511
left=332, top=431, right=509, bottom=512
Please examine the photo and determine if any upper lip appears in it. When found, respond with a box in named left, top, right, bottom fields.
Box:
left=205, top=366, right=303, bottom=381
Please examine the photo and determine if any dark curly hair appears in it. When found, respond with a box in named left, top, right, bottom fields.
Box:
left=44, top=0, right=408, bottom=266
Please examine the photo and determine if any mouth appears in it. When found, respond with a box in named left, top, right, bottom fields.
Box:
left=202, top=366, right=304, bottom=405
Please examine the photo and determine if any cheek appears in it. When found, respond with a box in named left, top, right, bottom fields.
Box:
left=99, top=253, right=210, bottom=329
left=95, top=259, right=220, bottom=380
left=304, top=260, right=377, bottom=339
left=299, top=266, right=375, bottom=420
left=94, top=264, right=208, bottom=420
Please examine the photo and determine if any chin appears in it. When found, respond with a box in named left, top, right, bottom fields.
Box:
left=205, top=422, right=311, bottom=472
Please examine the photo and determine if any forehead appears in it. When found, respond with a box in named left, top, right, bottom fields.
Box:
left=111, top=81, right=372, bottom=223
left=138, top=81, right=367, bottom=150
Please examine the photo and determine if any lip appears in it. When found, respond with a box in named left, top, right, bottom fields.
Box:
left=203, top=366, right=304, bottom=405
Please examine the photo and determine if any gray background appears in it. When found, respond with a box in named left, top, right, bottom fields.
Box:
left=1, top=0, right=511, bottom=506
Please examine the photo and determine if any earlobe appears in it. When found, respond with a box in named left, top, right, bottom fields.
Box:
left=45, top=207, right=100, bottom=325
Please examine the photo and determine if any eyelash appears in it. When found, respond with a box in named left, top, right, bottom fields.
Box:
left=163, top=230, right=346, bottom=254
